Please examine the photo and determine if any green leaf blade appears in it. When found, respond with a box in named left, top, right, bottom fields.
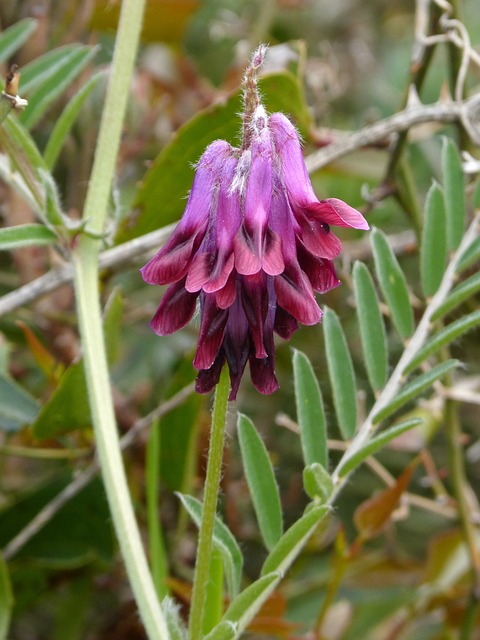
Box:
left=373, top=359, right=460, bottom=423
left=0, top=372, right=39, bottom=432
left=421, top=183, right=446, bottom=298
left=44, top=71, right=104, bottom=170
left=292, top=349, right=328, bottom=468
left=404, top=311, right=480, bottom=375
left=237, top=414, right=283, bottom=551
left=0, top=19, right=37, bottom=65
left=177, top=494, right=243, bottom=599
left=353, top=261, right=388, bottom=392
left=432, top=271, right=480, bottom=321
left=261, top=504, right=330, bottom=576
left=372, top=227, right=414, bottom=340
left=0, top=223, right=57, bottom=250
left=338, top=418, right=423, bottom=476
left=303, top=463, right=334, bottom=502
left=20, top=45, right=98, bottom=129
left=323, top=307, right=357, bottom=439
left=442, top=137, right=465, bottom=251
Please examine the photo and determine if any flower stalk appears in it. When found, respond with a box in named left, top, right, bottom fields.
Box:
left=72, top=0, right=169, bottom=637
left=188, top=366, right=231, bottom=640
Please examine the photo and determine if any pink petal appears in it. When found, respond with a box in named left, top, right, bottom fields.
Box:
left=274, top=263, right=323, bottom=325
left=296, top=211, right=343, bottom=259
left=193, top=295, right=228, bottom=370
left=297, top=243, right=341, bottom=293
left=306, top=199, right=369, bottom=230
left=150, top=279, right=198, bottom=335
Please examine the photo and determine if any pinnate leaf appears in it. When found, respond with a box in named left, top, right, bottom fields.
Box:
left=372, top=227, right=414, bottom=340
left=373, top=359, right=460, bottom=423
left=292, top=349, right=328, bottom=468
left=323, top=307, right=357, bottom=439
left=421, top=183, right=446, bottom=297
left=177, top=493, right=243, bottom=599
left=237, top=414, right=283, bottom=551
left=353, top=261, right=388, bottom=392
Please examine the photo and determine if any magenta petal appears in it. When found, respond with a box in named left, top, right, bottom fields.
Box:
left=234, top=223, right=262, bottom=275
left=185, top=252, right=211, bottom=292
left=204, top=253, right=235, bottom=293
left=241, top=274, right=269, bottom=359
left=193, top=295, right=228, bottom=370
left=141, top=231, right=200, bottom=285
left=262, top=228, right=285, bottom=276
left=297, top=243, right=341, bottom=293
left=249, top=357, right=279, bottom=395
left=195, top=353, right=225, bottom=395
left=307, top=199, right=369, bottom=230
left=150, top=279, right=198, bottom=335
left=215, top=270, right=237, bottom=309
left=296, top=212, right=343, bottom=259
left=275, top=263, right=323, bottom=325
left=274, top=306, right=299, bottom=339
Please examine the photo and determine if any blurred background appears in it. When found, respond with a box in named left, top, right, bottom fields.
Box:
left=0, top=1, right=479, bottom=638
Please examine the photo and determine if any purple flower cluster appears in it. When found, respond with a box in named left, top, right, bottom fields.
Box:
left=142, top=55, right=368, bottom=400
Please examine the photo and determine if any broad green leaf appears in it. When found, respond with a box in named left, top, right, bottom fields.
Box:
left=0, top=19, right=37, bottom=65
left=323, top=307, right=357, bottom=439
left=353, top=261, right=388, bottom=392
left=421, top=183, right=446, bottom=297
left=303, top=463, right=334, bottom=502
left=0, top=553, right=13, bottom=640
left=205, top=572, right=280, bottom=640
left=261, top=504, right=330, bottom=576
left=338, top=418, right=423, bottom=477
left=32, top=293, right=124, bottom=439
left=159, top=359, right=202, bottom=492
left=403, top=311, right=480, bottom=375
left=292, top=349, right=328, bottom=468
left=21, top=45, right=98, bottom=129
left=177, top=493, right=243, bottom=599
left=0, top=372, right=39, bottom=432
left=52, top=576, right=92, bottom=640
left=44, top=71, right=104, bottom=170
left=32, top=360, right=90, bottom=439
left=120, top=71, right=311, bottom=241
left=0, top=476, right=113, bottom=566
left=442, top=137, right=465, bottom=251
left=0, top=223, right=56, bottom=250
left=372, top=359, right=460, bottom=424
left=371, top=227, right=414, bottom=340
left=103, top=288, right=124, bottom=364
left=432, top=272, right=480, bottom=320
left=237, top=414, right=283, bottom=551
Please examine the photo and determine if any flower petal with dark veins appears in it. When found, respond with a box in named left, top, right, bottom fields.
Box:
left=275, top=261, right=323, bottom=325
left=296, top=241, right=341, bottom=293
left=150, top=278, right=198, bottom=335
left=193, top=294, right=228, bottom=370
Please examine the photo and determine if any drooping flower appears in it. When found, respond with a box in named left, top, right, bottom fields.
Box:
left=141, top=45, right=369, bottom=400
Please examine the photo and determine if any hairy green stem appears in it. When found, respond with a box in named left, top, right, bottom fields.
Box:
left=72, top=0, right=169, bottom=637
left=189, top=367, right=230, bottom=640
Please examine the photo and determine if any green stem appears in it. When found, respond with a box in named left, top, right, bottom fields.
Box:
left=189, top=367, right=230, bottom=640
left=72, top=0, right=169, bottom=637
